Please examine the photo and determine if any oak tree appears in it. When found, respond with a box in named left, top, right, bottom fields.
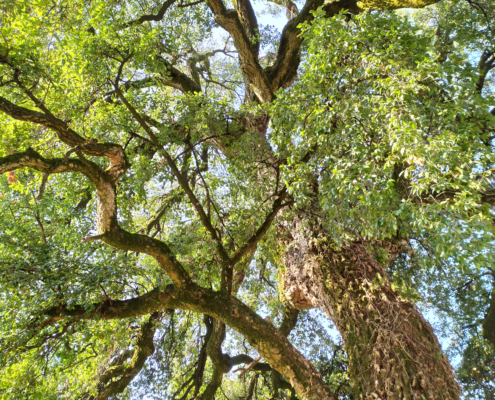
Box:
left=1, top=0, right=494, bottom=399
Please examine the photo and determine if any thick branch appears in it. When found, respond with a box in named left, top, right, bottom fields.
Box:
left=0, top=143, right=192, bottom=290
left=476, top=49, right=495, bottom=94
left=156, top=57, right=202, bottom=93
left=0, top=148, right=100, bottom=182
left=279, top=306, right=299, bottom=337
left=44, top=283, right=335, bottom=400
left=89, top=312, right=162, bottom=400
left=45, top=286, right=177, bottom=322
left=228, top=354, right=272, bottom=372
left=197, top=311, right=298, bottom=400
left=270, top=307, right=299, bottom=399
left=0, top=96, right=129, bottom=181
left=206, top=0, right=274, bottom=102
left=266, top=0, right=443, bottom=92
left=266, top=0, right=345, bottom=92
left=232, top=0, right=260, bottom=56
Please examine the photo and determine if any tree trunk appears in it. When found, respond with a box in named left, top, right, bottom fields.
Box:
left=280, top=217, right=460, bottom=400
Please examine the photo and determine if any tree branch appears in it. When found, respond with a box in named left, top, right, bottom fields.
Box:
left=156, top=56, right=203, bottom=93
left=476, top=49, right=495, bottom=94
left=482, top=285, right=495, bottom=347
left=44, top=286, right=176, bottom=322
left=0, top=148, right=99, bottom=181
left=205, top=0, right=274, bottom=102
left=114, top=83, right=232, bottom=270
left=232, top=0, right=260, bottom=57
left=231, top=188, right=289, bottom=266
left=266, top=0, right=443, bottom=92
left=268, top=0, right=299, bottom=20
left=123, top=0, right=177, bottom=27
left=88, top=312, right=163, bottom=400
left=195, top=318, right=227, bottom=400
left=0, top=96, right=129, bottom=181
left=43, top=283, right=336, bottom=399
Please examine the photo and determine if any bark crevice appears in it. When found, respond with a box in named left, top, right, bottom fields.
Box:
left=281, top=217, right=460, bottom=399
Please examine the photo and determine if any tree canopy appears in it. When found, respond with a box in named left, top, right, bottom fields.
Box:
left=0, top=0, right=494, bottom=399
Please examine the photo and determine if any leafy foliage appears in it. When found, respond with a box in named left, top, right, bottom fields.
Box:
left=0, top=0, right=494, bottom=398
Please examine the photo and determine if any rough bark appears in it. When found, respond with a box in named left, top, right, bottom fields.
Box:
left=280, top=216, right=460, bottom=400
left=205, top=0, right=274, bottom=102
left=44, top=282, right=334, bottom=400
left=482, top=286, right=495, bottom=347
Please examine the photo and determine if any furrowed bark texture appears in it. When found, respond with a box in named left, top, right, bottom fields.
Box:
left=483, top=286, right=495, bottom=347
left=281, top=217, right=460, bottom=400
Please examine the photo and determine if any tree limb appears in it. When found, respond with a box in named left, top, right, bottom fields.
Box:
left=43, top=283, right=336, bottom=399
left=482, top=285, right=495, bottom=347
left=231, top=188, right=289, bottom=265
left=123, top=0, right=177, bottom=27
left=156, top=57, right=202, bottom=93
left=476, top=49, right=495, bottom=94
left=114, top=84, right=232, bottom=273
left=0, top=148, right=99, bottom=181
left=86, top=312, right=163, bottom=400
left=0, top=96, right=129, bottom=181
left=266, top=0, right=443, bottom=93
left=205, top=0, right=274, bottom=102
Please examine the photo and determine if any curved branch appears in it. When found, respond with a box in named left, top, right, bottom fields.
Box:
left=0, top=152, right=192, bottom=290
left=266, top=0, right=443, bottom=93
left=0, top=96, right=129, bottom=181
left=123, top=0, right=177, bottom=27
left=44, top=283, right=335, bottom=399
left=3, top=105, right=330, bottom=400
left=87, top=312, right=163, bottom=400
left=0, top=148, right=100, bottom=181
left=266, top=0, right=346, bottom=92
left=44, top=286, right=177, bottom=322
left=206, top=0, right=274, bottom=102
left=123, top=0, right=205, bottom=28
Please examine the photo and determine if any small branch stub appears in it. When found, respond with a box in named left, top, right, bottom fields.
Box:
left=81, top=233, right=106, bottom=243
